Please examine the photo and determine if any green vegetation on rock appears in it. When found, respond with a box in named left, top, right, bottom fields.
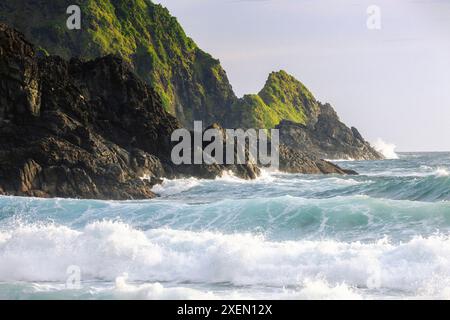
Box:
left=0, top=1, right=327, bottom=131
left=228, top=94, right=279, bottom=129
left=228, top=70, right=320, bottom=129
left=0, top=0, right=235, bottom=126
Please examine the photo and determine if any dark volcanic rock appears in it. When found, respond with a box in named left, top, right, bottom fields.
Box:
left=278, top=145, right=358, bottom=175
left=277, top=103, right=383, bottom=160
left=0, top=24, right=258, bottom=200
left=164, top=123, right=260, bottom=180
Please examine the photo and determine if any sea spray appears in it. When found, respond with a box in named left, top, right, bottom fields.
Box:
left=373, top=138, right=399, bottom=159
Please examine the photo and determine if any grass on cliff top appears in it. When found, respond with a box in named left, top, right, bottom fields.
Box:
left=82, top=0, right=196, bottom=113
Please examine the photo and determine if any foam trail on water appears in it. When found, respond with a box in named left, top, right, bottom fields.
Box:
left=217, top=169, right=277, bottom=183
left=151, top=178, right=200, bottom=196
left=151, top=169, right=278, bottom=197
left=111, top=277, right=362, bottom=300
left=0, top=276, right=362, bottom=300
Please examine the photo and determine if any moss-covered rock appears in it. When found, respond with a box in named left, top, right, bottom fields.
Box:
left=228, top=70, right=320, bottom=129
left=227, top=70, right=383, bottom=160
left=227, top=94, right=278, bottom=129
left=0, top=0, right=236, bottom=127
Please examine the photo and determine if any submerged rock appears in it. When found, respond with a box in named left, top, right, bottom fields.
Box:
left=278, top=145, right=358, bottom=175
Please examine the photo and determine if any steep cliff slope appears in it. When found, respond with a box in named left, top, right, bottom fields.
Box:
left=0, top=0, right=236, bottom=127
left=0, top=24, right=259, bottom=199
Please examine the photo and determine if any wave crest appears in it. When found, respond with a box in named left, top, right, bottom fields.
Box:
left=2, top=221, right=450, bottom=298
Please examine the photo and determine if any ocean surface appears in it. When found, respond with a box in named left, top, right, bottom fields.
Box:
left=1, top=152, right=450, bottom=300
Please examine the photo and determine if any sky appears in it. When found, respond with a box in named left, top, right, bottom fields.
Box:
left=154, top=0, right=450, bottom=151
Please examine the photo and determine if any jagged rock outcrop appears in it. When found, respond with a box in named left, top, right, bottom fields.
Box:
left=165, top=123, right=261, bottom=180
left=0, top=24, right=257, bottom=199
left=191, top=124, right=357, bottom=176
left=277, top=103, right=383, bottom=160
left=278, top=145, right=358, bottom=175
left=227, top=70, right=319, bottom=130
left=228, top=70, right=383, bottom=160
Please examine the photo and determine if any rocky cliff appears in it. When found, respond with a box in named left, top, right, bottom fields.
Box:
left=277, top=103, right=383, bottom=160
left=1, top=24, right=356, bottom=199
left=0, top=1, right=382, bottom=161
left=0, top=0, right=236, bottom=127
left=0, top=23, right=259, bottom=199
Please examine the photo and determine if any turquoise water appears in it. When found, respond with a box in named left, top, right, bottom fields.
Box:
left=1, top=152, right=450, bottom=299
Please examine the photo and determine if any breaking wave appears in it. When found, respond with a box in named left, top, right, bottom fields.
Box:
left=373, top=138, right=399, bottom=159
left=1, top=221, right=450, bottom=299
left=2, top=152, right=450, bottom=299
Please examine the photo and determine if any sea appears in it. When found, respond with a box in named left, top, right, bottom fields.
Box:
left=1, top=152, right=450, bottom=300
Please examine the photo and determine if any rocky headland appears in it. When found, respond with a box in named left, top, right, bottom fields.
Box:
left=0, top=0, right=382, bottom=162
left=0, top=24, right=355, bottom=200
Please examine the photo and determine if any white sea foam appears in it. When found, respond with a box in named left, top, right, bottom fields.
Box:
left=373, top=138, right=399, bottom=159
left=111, top=277, right=361, bottom=300
left=2, top=221, right=450, bottom=298
left=216, top=170, right=245, bottom=182
left=4, top=277, right=361, bottom=300
left=151, top=168, right=279, bottom=196
left=434, top=167, right=450, bottom=177
left=113, top=275, right=219, bottom=300
left=217, top=169, right=277, bottom=183
left=151, top=178, right=201, bottom=196
left=288, top=279, right=362, bottom=300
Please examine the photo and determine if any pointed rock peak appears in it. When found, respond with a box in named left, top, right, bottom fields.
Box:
left=259, top=70, right=317, bottom=105
left=265, top=70, right=306, bottom=88
left=267, top=70, right=297, bottom=82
